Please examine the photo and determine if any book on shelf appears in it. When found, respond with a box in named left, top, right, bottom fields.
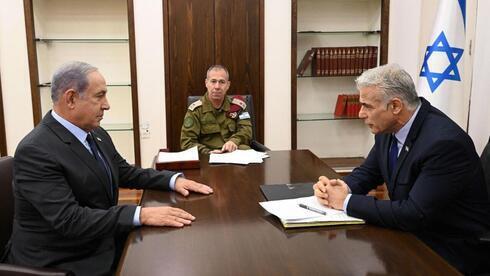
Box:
left=311, top=48, right=323, bottom=76
left=370, top=46, right=378, bottom=70
left=355, top=47, right=363, bottom=74
left=332, top=48, right=338, bottom=76
left=307, top=46, right=379, bottom=77
left=334, top=94, right=360, bottom=118
left=155, top=146, right=200, bottom=171
left=334, top=94, right=348, bottom=117
left=340, top=48, right=346, bottom=75
left=259, top=195, right=365, bottom=228
left=346, top=95, right=355, bottom=117
left=296, top=49, right=314, bottom=76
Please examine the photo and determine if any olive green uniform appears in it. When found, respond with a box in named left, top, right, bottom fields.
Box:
left=180, top=92, right=252, bottom=154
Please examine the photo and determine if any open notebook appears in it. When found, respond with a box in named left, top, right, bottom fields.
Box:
left=259, top=195, right=364, bottom=228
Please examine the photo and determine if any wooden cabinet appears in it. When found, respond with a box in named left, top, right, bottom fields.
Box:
left=23, top=0, right=141, bottom=166
left=291, top=0, right=389, bottom=158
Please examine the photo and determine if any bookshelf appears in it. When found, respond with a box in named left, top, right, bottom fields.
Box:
left=23, top=0, right=140, bottom=166
left=292, top=0, right=389, bottom=158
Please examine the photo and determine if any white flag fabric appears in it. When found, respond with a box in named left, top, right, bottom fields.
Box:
left=418, top=0, right=466, bottom=127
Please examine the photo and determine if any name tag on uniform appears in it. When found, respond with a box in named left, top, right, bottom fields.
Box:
left=239, top=112, right=250, bottom=120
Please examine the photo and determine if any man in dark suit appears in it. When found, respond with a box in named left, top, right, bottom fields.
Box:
left=314, top=64, right=490, bottom=274
left=6, top=61, right=213, bottom=275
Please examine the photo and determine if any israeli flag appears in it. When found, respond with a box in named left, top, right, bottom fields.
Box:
left=418, top=0, right=466, bottom=127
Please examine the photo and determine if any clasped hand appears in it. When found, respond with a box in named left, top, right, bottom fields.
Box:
left=140, top=178, right=213, bottom=227
left=313, top=176, right=349, bottom=210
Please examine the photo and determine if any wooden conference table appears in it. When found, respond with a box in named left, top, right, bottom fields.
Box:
left=117, top=150, right=459, bottom=275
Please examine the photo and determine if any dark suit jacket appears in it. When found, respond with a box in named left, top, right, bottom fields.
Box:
left=7, top=112, right=176, bottom=275
left=344, top=97, right=490, bottom=274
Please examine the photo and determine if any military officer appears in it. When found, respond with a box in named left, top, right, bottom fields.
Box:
left=180, top=65, right=252, bottom=154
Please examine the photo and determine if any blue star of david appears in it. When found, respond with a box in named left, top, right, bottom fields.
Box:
left=420, top=31, right=464, bottom=93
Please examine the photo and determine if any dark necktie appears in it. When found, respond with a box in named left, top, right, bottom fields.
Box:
left=389, top=135, right=399, bottom=177
left=86, top=134, right=113, bottom=196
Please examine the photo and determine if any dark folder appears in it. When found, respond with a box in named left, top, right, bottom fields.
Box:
left=260, top=182, right=314, bottom=201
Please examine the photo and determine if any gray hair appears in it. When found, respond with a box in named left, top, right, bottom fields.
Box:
left=206, top=65, right=230, bottom=80
left=51, top=61, right=98, bottom=102
left=355, top=63, right=420, bottom=110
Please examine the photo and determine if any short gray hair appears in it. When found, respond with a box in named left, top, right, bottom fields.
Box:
left=51, top=61, right=98, bottom=102
left=355, top=63, right=420, bottom=109
left=206, top=65, right=230, bottom=80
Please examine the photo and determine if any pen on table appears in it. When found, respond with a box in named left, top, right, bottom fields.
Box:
left=298, top=203, right=327, bottom=216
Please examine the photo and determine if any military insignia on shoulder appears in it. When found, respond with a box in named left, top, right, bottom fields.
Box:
left=231, top=96, right=247, bottom=110
left=228, top=96, right=246, bottom=119
left=188, top=100, right=203, bottom=111
left=183, top=117, right=194, bottom=128
left=239, top=112, right=250, bottom=120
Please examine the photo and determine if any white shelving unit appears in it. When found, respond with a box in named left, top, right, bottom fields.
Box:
left=295, top=0, right=388, bottom=158
left=25, top=0, right=139, bottom=165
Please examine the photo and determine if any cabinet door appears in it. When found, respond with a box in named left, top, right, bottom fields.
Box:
left=164, top=0, right=264, bottom=151
left=164, top=0, right=215, bottom=152
left=24, top=0, right=141, bottom=165
left=0, top=77, right=6, bottom=156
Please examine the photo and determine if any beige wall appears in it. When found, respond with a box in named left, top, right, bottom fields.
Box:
left=264, top=0, right=292, bottom=150
left=0, top=0, right=34, bottom=155
left=133, top=0, right=167, bottom=167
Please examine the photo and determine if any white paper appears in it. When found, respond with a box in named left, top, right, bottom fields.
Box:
left=259, top=196, right=363, bottom=223
left=209, top=149, right=269, bottom=165
left=157, top=146, right=198, bottom=163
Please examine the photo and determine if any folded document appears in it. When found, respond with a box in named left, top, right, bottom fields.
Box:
left=209, top=149, right=269, bottom=165
left=259, top=196, right=364, bottom=228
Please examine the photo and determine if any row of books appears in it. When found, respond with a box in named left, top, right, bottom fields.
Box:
left=297, top=46, right=378, bottom=77
left=334, top=94, right=361, bottom=118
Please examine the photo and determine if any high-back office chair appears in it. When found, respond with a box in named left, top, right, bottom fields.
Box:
left=0, top=156, right=72, bottom=275
left=480, top=138, right=490, bottom=243
left=187, top=94, right=270, bottom=152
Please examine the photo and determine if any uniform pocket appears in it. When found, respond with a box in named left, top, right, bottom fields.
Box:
left=201, top=124, right=221, bottom=134
left=228, top=123, right=236, bottom=133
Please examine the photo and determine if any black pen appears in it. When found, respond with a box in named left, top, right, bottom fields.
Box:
left=298, top=203, right=327, bottom=216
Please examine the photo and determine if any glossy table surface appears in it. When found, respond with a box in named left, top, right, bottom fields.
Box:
left=117, top=150, right=460, bottom=276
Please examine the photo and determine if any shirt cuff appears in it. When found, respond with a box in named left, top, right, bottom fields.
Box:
left=133, top=206, right=142, bottom=226
left=342, top=193, right=352, bottom=212
left=169, top=172, right=184, bottom=190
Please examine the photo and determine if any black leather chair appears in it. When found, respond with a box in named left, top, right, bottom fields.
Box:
left=480, top=138, right=490, bottom=243
left=0, top=156, right=72, bottom=275
left=187, top=94, right=270, bottom=152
